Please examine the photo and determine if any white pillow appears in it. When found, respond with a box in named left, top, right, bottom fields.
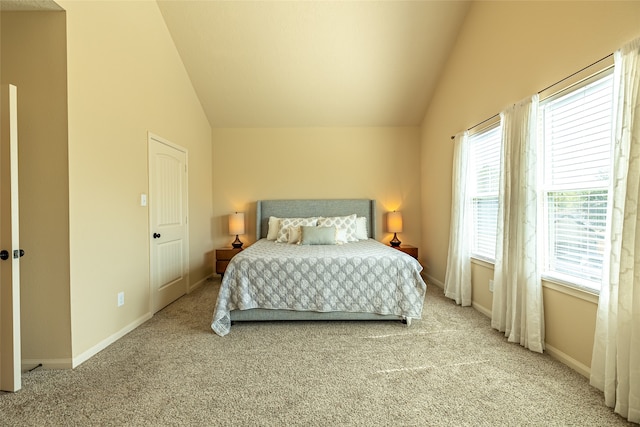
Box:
left=355, top=216, right=368, bottom=240
left=276, top=217, right=318, bottom=243
left=266, top=216, right=280, bottom=240
left=318, top=214, right=358, bottom=242
left=335, top=228, right=348, bottom=245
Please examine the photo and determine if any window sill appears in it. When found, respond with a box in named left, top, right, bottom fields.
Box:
left=469, top=257, right=600, bottom=304
left=541, top=276, right=599, bottom=304
left=470, top=256, right=494, bottom=269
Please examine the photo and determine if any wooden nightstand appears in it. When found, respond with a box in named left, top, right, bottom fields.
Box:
left=215, top=247, right=243, bottom=276
left=392, top=244, right=418, bottom=260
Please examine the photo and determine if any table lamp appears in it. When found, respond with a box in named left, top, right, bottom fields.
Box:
left=387, top=211, right=402, bottom=247
left=229, top=212, right=245, bottom=249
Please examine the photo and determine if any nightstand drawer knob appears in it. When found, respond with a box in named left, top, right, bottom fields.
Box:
left=153, top=232, right=161, bottom=239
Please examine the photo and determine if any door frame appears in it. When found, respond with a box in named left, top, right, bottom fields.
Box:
left=1, top=84, right=22, bottom=392
left=147, top=132, right=190, bottom=314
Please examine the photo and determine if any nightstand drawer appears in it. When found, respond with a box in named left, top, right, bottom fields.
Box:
left=216, top=248, right=242, bottom=261
left=215, top=247, right=243, bottom=276
left=392, top=245, right=418, bottom=259
left=215, top=260, right=231, bottom=275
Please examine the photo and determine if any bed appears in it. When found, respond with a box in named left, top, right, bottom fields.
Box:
left=211, top=199, right=426, bottom=336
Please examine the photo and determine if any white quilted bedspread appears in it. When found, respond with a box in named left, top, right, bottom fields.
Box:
left=211, top=239, right=427, bottom=336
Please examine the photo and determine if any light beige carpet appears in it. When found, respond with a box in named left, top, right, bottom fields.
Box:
left=0, top=279, right=632, bottom=426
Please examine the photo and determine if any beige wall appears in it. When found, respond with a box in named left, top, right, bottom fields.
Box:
left=59, top=0, right=213, bottom=362
left=211, top=127, right=422, bottom=254
left=421, top=0, right=640, bottom=374
left=1, top=11, right=72, bottom=364
left=7, top=0, right=631, bottom=373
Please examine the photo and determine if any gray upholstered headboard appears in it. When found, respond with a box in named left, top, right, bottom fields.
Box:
left=256, top=199, right=376, bottom=240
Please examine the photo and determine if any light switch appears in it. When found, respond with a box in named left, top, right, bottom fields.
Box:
left=140, top=194, right=147, bottom=206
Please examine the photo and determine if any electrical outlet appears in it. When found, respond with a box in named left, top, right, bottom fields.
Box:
left=117, top=291, right=125, bottom=307
left=489, top=279, right=494, bottom=292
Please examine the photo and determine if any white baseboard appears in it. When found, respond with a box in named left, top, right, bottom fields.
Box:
left=426, top=273, right=492, bottom=317
left=188, top=274, right=213, bottom=293
left=32, top=277, right=211, bottom=370
left=472, top=301, right=491, bottom=318
left=422, top=273, right=590, bottom=378
left=465, top=306, right=590, bottom=378
left=544, top=343, right=591, bottom=378
left=22, top=358, right=72, bottom=370
left=72, top=312, right=152, bottom=368
left=424, top=273, right=444, bottom=289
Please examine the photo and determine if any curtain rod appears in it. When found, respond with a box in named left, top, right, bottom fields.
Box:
left=450, top=114, right=499, bottom=140
left=450, top=52, right=614, bottom=140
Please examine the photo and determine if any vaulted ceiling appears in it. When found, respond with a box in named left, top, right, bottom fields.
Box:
left=2, top=0, right=471, bottom=128
left=0, top=0, right=61, bottom=11
left=157, top=1, right=471, bottom=128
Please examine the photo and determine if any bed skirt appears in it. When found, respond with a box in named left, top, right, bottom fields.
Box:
left=230, top=308, right=403, bottom=322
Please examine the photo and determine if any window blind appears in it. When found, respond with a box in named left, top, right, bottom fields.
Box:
left=541, top=71, right=614, bottom=289
left=469, top=125, right=502, bottom=261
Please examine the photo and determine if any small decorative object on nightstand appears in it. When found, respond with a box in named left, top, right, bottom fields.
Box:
left=216, top=247, right=243, bottom=276
left=387, top=211, right=403, bottom=247
left=392, top=244, right=418, bottom=260
left=229, top=212, right=245, bottom=249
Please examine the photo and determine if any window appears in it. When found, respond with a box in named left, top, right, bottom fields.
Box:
left=539, top=70, right=614, bottom=291
left=469, top=125, right=502, bottom=261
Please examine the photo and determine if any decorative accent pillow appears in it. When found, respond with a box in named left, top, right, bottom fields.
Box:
left=318, top=214, right=358, bottom=242
left=299, top=226, right=337, bottom=245
left=267, top=216, right=280, bottom=240
left=335, top=228, right=348, bottom=245
left=276, top=217, right=318, bottom=243
left=355, top=216, right=368, bottom=240
left=287, top=226, right=302, bottom=244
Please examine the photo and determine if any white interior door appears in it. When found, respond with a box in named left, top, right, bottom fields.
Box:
left=0, top=84, right=22, bottom=392
left=148, top=133, right=189, bottom=313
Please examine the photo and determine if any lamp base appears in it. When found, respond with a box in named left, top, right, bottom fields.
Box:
left=231, top=235, right=243, bottom=249
left=390, top=233, right=401, bottom=247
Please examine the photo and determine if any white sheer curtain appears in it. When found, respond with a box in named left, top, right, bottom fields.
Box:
left=444, top=132, right=472, bottom=306
left=590, top=37, right=640, bottom=424
left=491, top=96, right=545, bottom=353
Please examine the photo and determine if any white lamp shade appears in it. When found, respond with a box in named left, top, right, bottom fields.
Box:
left=229, top=212, right=245, bottom=235
left=387, top=211, right=403, bottom=233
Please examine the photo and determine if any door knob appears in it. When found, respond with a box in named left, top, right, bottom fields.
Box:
left=0, top=250, right=8, bottom=261
left=153, top=233, right=161, bottom=239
